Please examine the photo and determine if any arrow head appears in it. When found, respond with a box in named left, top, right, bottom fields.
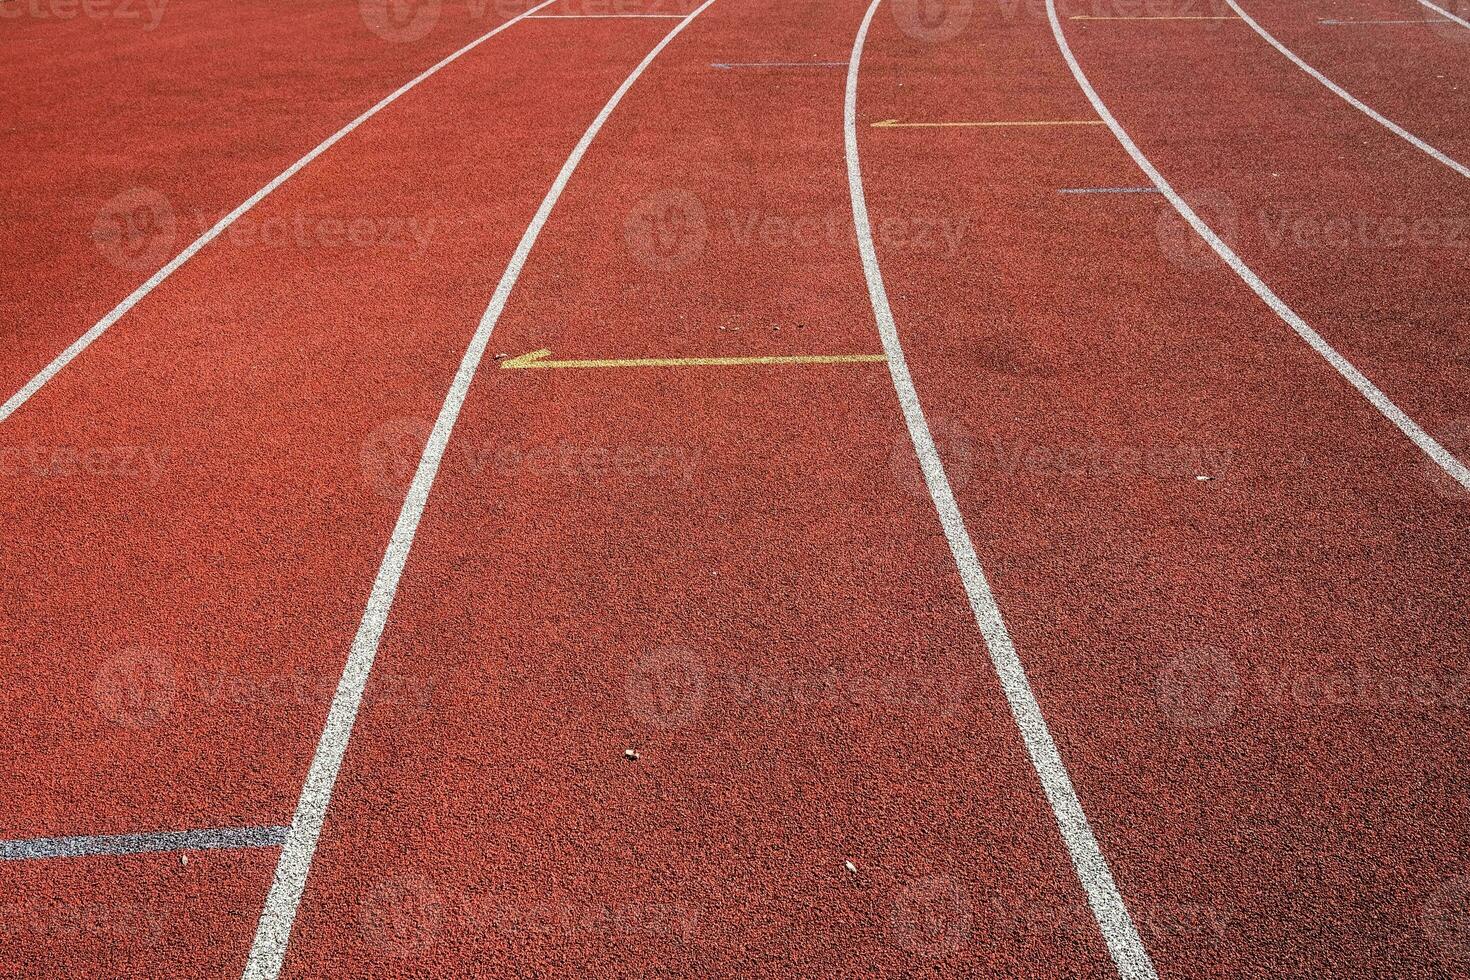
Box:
left=499, top=348, right=553, bottom=369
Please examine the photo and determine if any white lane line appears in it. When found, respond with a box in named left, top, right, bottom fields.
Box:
left=1318, top=17, right=1434, bottom=23
left=1225, top=0, right=1470, bottom=180
left=844, top=2, right=1159, bottom=977
left=1415, top=0, right=1470, bottom=27
left=239, top=3, right=719, bottom=977
left=1044, top=0, right=1470, bottom=492
left=0, top=0, right=560, bottom=428
left=0, top=825, right=289, bottom=860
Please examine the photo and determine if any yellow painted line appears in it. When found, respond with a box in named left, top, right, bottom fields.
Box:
left=1069, top=14, right=1239, bottom=18
left=499, top=348, right=888, bottom=370
left=872, top=118, right=1105, bottom=129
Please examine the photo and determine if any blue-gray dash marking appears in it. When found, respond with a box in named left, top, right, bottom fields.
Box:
left=0, top=825, right=290, bottom=860
left=1058, top=186, right=1162, bottom=194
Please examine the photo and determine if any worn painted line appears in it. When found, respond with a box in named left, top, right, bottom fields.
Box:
left=872, top=118, right=1105, bottom=128
left=499, top=347, right=887, bottom=369
left=711, top=61, right=847, bottom=68
left=1058, top=186, right=1161, bottom=194
left=1070, top=14, right=1239, bottom=18
left=0, top=826, right=289, bottom=860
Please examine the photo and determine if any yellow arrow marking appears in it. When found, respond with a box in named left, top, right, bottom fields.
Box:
left=499, top=348, right=888, bottom=370
left=871, top=118, right=1106, bottom=128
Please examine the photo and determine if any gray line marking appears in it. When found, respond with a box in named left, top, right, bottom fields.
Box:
left=1412, top=0, right=1470, bottom=28
left=527, top=12, right=685, bottom=16
left=844, top=2, right=1158, bottom=978
left=1044, top=0, right=1470, bottom=493
left=0, top=826, right=289, bottom=860
left=0, top=0, right=560, bottom=427
left=1226, top=0, right=1470, bottom=180
left=711, top=60, right=847, bottom=67
left=1318, top=17, right=1433, bottom=23
left=1058, top=186, right=1160, bottom=193
left=239, top=3, right=719, bottom=977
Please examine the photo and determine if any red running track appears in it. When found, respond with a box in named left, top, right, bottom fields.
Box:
left=2, top=0, right=1468, bottom=975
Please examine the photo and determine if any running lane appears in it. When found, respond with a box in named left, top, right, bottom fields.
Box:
left=1058, top=1, right=1470, bottom=461
left=1, top=0, right=550, bottom=403
left=0, top=17, right=668, bottom=976
left=858, top=0, right=1470, bottom=975
left=1209, top=0, right=1470, bottom=159
left=0, top=849, right=277, bottom=979
left=268, top=0, right=1126, bottom=975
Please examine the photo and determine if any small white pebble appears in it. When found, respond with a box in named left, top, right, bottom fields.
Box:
left=843, top=860, right=858, bottom=874
left=1196, top=475, right=1213, bottom=482
left=180, top=854, right=188, bottom=867
left=624, top=748, right=640, bottom=761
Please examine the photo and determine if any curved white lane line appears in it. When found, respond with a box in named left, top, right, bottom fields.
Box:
left=1046, top=0, right=1470, bottom=493
left=0, top=0, right=560, bottom=426
left=1415, top=0, right=1470, bottom=29
left=1224, top=0, right=1470, bottom=180
left=844, top=3, right=1159, bottom=977
left=239, top=3, right=719, bottom=976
